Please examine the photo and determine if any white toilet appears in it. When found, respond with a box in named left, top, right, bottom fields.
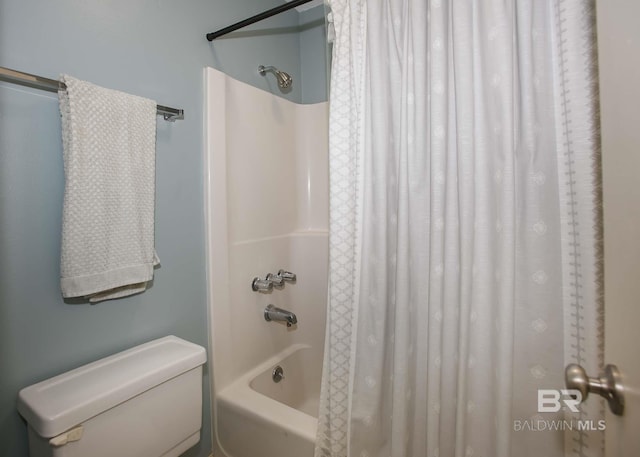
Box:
left=17, top=335, right=206, bottom=457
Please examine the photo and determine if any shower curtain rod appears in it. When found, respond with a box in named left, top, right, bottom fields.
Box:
left=206, top=0, right=315, bottom=41
left=0, top=66, right=184, bottom=122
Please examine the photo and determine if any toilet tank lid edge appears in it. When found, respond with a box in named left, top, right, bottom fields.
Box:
left=17, top=335, right=206, bottom=438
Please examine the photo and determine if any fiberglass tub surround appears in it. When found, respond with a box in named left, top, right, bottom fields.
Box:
left=205, top=67, right=328, bottom=457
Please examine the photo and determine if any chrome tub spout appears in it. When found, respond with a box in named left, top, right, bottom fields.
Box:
left=264, top=305, right=297, bottom=327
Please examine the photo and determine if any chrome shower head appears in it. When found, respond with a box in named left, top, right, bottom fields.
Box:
left=258, top=65, right=293, bottom=90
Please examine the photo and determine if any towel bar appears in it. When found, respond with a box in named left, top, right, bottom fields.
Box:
left=0, top=66, right=184, bottom=122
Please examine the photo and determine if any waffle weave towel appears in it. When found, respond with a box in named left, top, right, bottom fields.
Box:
left=59, top=75, right=159, bottom=302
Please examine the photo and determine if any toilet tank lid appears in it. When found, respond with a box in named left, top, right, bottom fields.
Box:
left=17, top=335, right=206, bottom=438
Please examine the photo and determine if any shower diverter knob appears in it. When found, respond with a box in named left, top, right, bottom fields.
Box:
left=252, top=277, right=273, bottom=292
left=266, top=273, right=284, bottom=287
left=278, top=269, right=297, bottom=282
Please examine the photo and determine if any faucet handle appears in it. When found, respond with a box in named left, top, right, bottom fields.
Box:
left=266, top=273, right=284, bottom=287
left=278, top=269, right=297, bottom=282
left=252, top=277, right=273, bottom=292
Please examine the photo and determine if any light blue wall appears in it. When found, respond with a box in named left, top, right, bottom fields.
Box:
left=0, top=1, right=327, bottom=456
left=300, top=5, right=330, bottom=104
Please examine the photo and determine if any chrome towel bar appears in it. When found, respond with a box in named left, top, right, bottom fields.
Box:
left=0, top=66, right=184, bottom=122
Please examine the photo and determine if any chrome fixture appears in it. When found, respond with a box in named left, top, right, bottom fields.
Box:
left=252, top=277, right=273, bottom=292
left=266, top=272, right=284, bottom=288
left=565, top=363, right=625, bottom=416
left=278, top=269, right=297, bottom=282
left=272, top=366, right=285, bottom=383
left=264, top=304, right=297, bottom=327
left=252, top=270, right=296, bottom=291
left=0, top=66, right=184, bottom=122
left=258, top=65, right=293, bottom=90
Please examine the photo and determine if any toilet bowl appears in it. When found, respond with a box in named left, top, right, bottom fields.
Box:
left=17, top=335, right=206, bottom=457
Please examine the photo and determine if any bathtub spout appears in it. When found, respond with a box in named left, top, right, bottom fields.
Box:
left=264, top=305, right=297, bottom=327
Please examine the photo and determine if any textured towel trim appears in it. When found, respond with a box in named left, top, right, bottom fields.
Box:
left=88, top=282, right=148, bottom=303
left=61, top=262, right=155, bottom=298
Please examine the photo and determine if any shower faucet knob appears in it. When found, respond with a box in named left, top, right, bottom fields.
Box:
left=252, top=277, right=273, bottom=292
left=266, top=273, right=284, bottom=287
left=278, top=270, right=297, bottom=282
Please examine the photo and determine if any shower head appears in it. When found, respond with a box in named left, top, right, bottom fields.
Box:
left=258, top=65, right=293, bottom=90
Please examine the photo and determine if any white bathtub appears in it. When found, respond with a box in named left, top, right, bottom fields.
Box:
left=216, top=344, right=322, bottom=457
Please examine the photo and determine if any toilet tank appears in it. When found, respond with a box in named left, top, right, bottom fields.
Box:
left=17, top=335, right=206, bottom=457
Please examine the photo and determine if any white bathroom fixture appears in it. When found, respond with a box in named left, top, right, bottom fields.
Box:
left=205, top=67, right=329, bottom=457
left=17, top=335, right=206, bottom=457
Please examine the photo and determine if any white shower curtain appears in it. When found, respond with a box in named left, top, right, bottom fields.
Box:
left=316, top=1, right=603, bottom=456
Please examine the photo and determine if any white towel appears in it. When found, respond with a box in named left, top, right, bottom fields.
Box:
left=59, top=75, right=159, bottom=302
